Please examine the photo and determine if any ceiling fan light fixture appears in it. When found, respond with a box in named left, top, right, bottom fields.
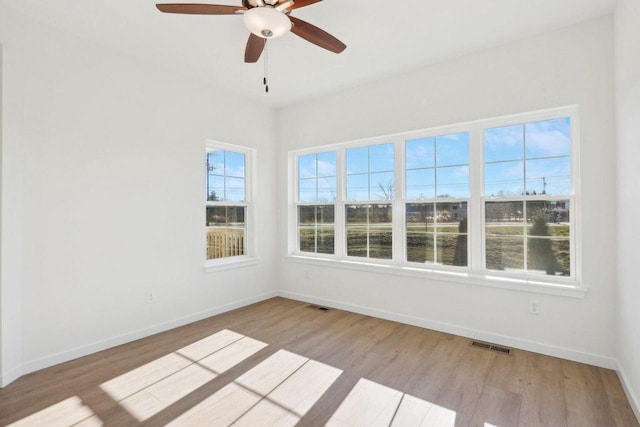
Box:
left=242, top=6, right=291, bottom=39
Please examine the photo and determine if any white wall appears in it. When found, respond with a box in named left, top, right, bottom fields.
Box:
left=615, top=0, right=640, bottom=419
left=0, top=6, right=26, bottom=386
left=0, top=2, right=628, bottom=401
left=0, top=43, right=5, bottom=383
left=277, top=17, right=617, bottom=367
left=0, top=3, right=278, bottom=385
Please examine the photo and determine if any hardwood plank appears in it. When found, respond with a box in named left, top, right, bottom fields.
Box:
left=297, top=371, right=365, bottom=426
left=600, top=368, right=640, bottom=427
left=402, top=334, right=470, bottom=402
left=174, top=328, right=245, bottom=361
left=118, top=363, right=216, bottom=421
left=562, top=359, right=617, bottom=427
left=266, top=358, right=342, bottom=417
left=431, top=339, right=496, bottom=426
left=469, top=385, right=522, bottom=427
left=100, top=353, right=193, bottom=402
left=390, top=394, right=433, bottom=426
left=485, top=348, right=529, bottom=395
left=518, top=365, right=568, bottom=427
left=197, top=336, right=267, bottom=374
left=75, top=386, right=139, bottom=426
left=165, top=382, right=260, bottom=426
left=0, top=297, right=637, bottom=427
left=234, top=349, right=308, bottom=396
left=368, top=326, right=444, bottom=391
left=325, top=378, right=403, bottom=427
left=236, top=359, right=342, bottom=426
left=142, top=346, right=280, bottom=426
left=5, top=396, right=97, bottom=427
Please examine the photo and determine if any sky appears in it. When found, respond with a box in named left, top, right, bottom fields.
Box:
left=295, top=117, right=572, bottom=203
left=207, top=150, right=246, bottom=202
left=406, top=133, right=469, bottom=199
left=484, top=117, right=571, bottom=196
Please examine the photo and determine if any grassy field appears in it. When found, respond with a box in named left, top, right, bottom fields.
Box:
left=406, top=232, right=467, bottom=266
left=485, top=222, right=570, bottom=275
left=299, top=222, right=570, bottom=276
left=299, top=226, right=335, bottom=254
left=346, top=226, right=392, bottom=259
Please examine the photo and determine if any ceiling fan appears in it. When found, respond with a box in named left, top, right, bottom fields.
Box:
left=156, top=1, right=347, bottom=63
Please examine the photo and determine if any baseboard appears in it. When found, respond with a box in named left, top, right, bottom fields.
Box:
left=617, top=362, right=640, bottom=424
left=278, top=290, right=618, bottom=370
left=1, top=365, right=24, bottom=388
left=5, top=289, right=626, bottom=394
left=16, top=291, right=278, bottom=381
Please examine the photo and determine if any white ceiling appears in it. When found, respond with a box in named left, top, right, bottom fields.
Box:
left=3, top=0, right=616, bottom=108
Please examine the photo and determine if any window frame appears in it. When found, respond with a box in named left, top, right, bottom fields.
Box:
left=204, top=140, right=258, bottom=272
left=288, top=106, right=583, bottom=296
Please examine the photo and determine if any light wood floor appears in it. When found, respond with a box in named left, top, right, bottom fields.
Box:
left=0, top=297, right=638, bottom=427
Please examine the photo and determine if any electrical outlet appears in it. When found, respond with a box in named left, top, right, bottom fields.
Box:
left=530, top=301, right=540, bottom=315
left=146, top=290, right=156, bottom=304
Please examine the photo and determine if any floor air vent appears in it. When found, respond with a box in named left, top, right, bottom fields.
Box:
left=471, top=340, right=512, bottom=356
left=471, top=341, right=491, bottom=350
left=307, top=304, right=331, bottom=312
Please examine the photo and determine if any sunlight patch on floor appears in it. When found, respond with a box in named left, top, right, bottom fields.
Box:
left=176, top=329, right=246, bottom=361
left=101, top=353, right=192, bottom=402
left=9, top=330, right=465, bottom=426
left=8, top=396, right=102, bottom=427
left=326, top=378, right=457, bottom=427
left=99, top=329, right=267, bottom=422
left=167, top=349, right=343, bottom=426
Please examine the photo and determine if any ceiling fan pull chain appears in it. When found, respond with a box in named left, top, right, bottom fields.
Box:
left=264, top=42, right=269, bottom=93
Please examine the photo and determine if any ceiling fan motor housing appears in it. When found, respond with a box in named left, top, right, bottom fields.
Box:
left=242, top=5, right=292, bottom=39
left=243, top=0, right=281, bottom=8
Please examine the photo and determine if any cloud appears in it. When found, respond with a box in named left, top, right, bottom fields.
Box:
left=406, top=138, right=435, bottom=169
left=485, top=124, right=523, bottom=150
left=317, top=159, right=336, bottom=177
left=453, top=166, right=470, bottom=178
left=525, top=118, right=571, bottom=158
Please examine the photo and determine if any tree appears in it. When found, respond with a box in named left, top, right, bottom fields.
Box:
left=528, top=215, right=561, bottom=275
left=436, top=208, right=451, bottom=222
left=453, top=217, right=468, bottom=266
left=375, top=180, right=394, bottom=200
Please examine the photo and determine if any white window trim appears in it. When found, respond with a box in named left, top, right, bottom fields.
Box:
left=204, top=140, right=258, bottom=272
left=286, top=255, right=587, bottom=298
left=287, top=105, right=584, bottom=297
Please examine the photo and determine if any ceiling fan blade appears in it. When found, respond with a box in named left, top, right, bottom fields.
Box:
left=245, top=33, right=266, bottom=63
left=289, top=16, right=346, bottom=54
left=156, top=4, right=246, bottom=15
left=281, top=0, right=322, bottom=10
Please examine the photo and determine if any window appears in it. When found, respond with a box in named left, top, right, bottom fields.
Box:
left=346, top=143, right=394, bottom=260
left=289, top=106, right=579, bottom=291
left=297, top=152, right=337, bottom=254
left=206, top=142, right=254, bottom=263
left=406, top=133, right=469, bottom=266
left=484, top=118, right=572, bottom=276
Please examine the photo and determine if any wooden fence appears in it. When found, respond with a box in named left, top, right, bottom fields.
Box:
left=207, top=228, right=245, bottom=259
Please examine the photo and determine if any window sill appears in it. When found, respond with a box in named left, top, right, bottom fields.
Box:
left=286, top=255, right=587, bottom=298
left=204, top=257, right=261, bottom=273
